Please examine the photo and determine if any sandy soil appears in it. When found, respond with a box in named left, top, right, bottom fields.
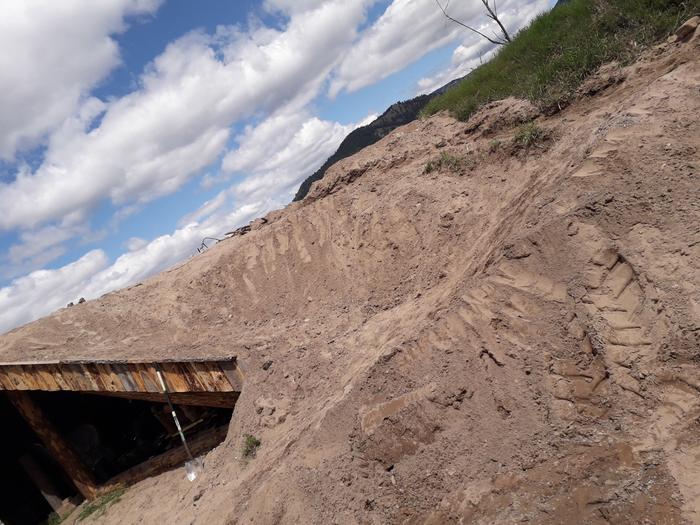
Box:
left=3, top=23, right=699, bottom=525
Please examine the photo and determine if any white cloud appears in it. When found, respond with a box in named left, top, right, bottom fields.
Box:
left=8, top=226, right=75, bottom=266
left=0, top=0, right=162, bottom=159
left=125, top=237, right=148, bottom=251
left=357, top=112, right=381, bottom=127
left=416, top=38, right=497, bottom=95
left=263, top=0, right=329, bottom=15
left=178, top=191, right=228, bottom=227
left=416, top=0, right=551, bottom=94
left=0, top=250, right=109, bottom=334
left=223, top=109, right=354, bottom=201
left=0, top=222, right=99, bottom=279
left=0, top=0, right=369, bottom=234
left=0, top=196, right=276, bottom=335
left=330, top=0, right=549, bottom=98
left=328, top=0, right=479, bottom=97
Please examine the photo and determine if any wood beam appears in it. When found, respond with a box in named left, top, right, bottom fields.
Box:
left=18, top=453, right=66, bottom=512
left=101, top=425, right=228, bottom=490
left=86, top=390, right=239, bottom=408
left=6, top=391, right=99, bottom=499
left=0, top=359, right=241, bottom=395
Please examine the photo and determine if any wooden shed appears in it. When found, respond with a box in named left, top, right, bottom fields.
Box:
left=0, top=356, right=243, bottom=524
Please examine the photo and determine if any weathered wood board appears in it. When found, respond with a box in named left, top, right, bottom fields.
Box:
left=91, top=390, right=239, bottom=408
left=0, top=359, right=242, bottom=395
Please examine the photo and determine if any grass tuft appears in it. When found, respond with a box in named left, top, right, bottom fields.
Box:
left=76, top=488, right=127, bottom=522
left=423, top=0, right=700, bottom=121
left=488, top=139, right=503, bottom=153
left=45, top=512, right=65, bottom=525
left=514, top=122, right=549, bottom=148
left=424, top=151, right=472, bottom=174
left=242, top=434, right=261, bottom=458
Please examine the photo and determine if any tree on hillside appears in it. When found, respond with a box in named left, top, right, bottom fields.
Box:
left=435, top=0, right=512, bottom=46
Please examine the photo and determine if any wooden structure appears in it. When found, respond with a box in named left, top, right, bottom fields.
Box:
left=6, top=390, right=101, bottom=499
left=0, top=358, right=243, bottom=407
left=0, top=357, right=243, bottom=501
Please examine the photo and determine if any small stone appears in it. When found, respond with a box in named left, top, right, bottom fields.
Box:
left=78, top=297, right=86, bottom=304
left=262, top=360, right=273, bottom=370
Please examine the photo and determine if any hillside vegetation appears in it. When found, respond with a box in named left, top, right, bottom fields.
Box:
left=424, top=0, right=700, bottom=120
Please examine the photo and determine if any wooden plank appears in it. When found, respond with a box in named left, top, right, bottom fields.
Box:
left=128, top=364, right=147, bottom=392
left=49, top=364, right=71, bottom=390
left=113, top=363, right=138, bottom=392
left=160, top=363, right=190, bottom=393
left=95, top=363, right=119, bottom=391
left=79, top=364, right=100, bottom=391
left=174, top=363, right=202, bottom=392
left=197, top=362, right=234, bottom=392
left=7, top=366, right=27, bottom=389
left=89, top=390, right=239, bottom=409
left=87, top=364, right=108, bottom=391
left=102, top=425, right=229, bottom=491
left=6, top=391, right=99, bottom=499
left=18, top=453, right=66, bottom=512
left=106, top=364, right=125, bottom=391
left=19, top=365, right=40, bottom=389
left=220, top=360, right=244, bottom=391
left=62, top=364, right=83, bottom=391
left=197, top=364, right=221, bottom=390
left=139, top=365, right=160, bottom=393
left=207, top=364, right=235, bottom=392
left=188, top=363, right=214, bottom=391
left=0, top=359, right=243, bottom=394
left=0, top=370, right=13, bottom=389
left=36, top=367, right=60, bottom=391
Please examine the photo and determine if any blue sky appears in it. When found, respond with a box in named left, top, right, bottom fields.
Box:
left=0, top=0, right=552, bottom=333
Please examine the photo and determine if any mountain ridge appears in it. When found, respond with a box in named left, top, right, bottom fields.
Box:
left=292, top=76, right=465, bottom=201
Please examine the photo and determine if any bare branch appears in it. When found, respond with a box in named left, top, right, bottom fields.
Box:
left=435, top=0, right=506, bottom=46
left=480, top=0, right=511, bottom=43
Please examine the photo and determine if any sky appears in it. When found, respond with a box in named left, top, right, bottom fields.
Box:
left=0, top=0, right=553, bottom=334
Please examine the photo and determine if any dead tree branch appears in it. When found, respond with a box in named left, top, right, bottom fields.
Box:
left=435, top=0, right=511, bottom=46
left=480, top=0, right=511, bottom=43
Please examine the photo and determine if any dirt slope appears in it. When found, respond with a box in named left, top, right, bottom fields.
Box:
left=4, top=24, right=699, bottom=525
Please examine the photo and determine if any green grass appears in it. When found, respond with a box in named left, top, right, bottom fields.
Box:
left=424, top=151, right=473, bottom=174
left=76, top=487, right=127, bottom=522
left=423, top=0, right=699, bottom=121
left=514, top=122, right=550, bottom=147
left=242, top=434, right=261, bottom=458
left=45, top=512, right=66, bottom=525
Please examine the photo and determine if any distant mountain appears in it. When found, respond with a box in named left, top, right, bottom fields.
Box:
left=293, top=76, right=465, bottom=201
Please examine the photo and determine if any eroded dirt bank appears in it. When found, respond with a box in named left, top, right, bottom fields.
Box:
left=5, top=25, right=699, bottom=525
